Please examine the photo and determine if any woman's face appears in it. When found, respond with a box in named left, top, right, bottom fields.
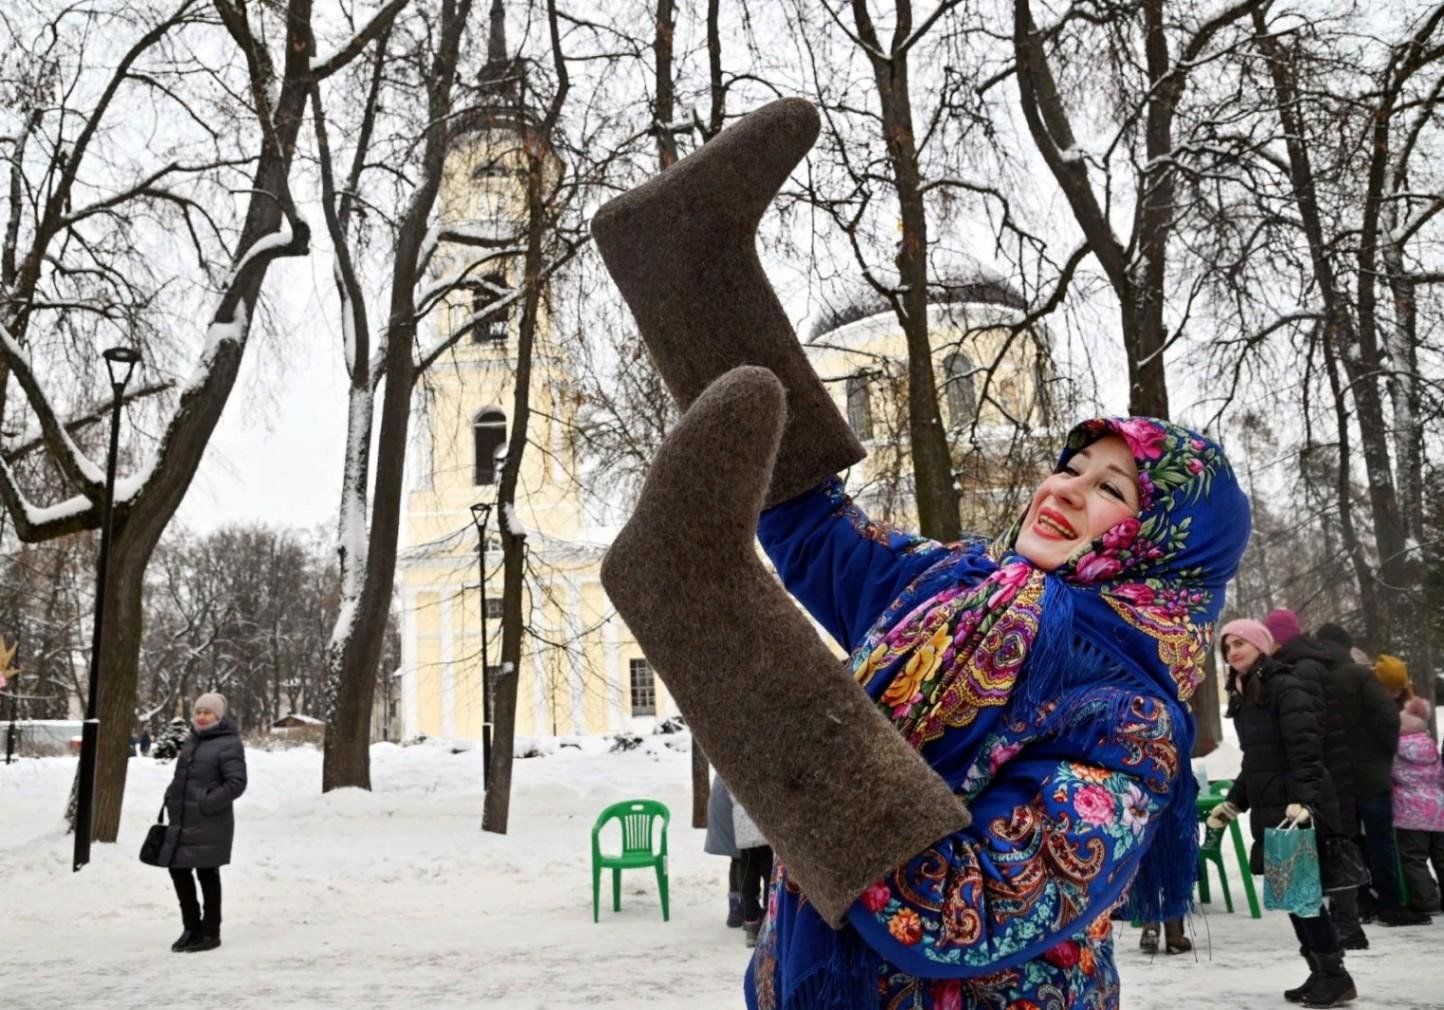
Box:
left=1014, top=434, right=1141, bottom=572
left=193, top=708, right=217, bottom=729
left=1223, top=634, right=1262, bottom=674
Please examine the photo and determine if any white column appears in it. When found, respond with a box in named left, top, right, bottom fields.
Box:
left=566, top=576, right=586, bottom=735
left=401, top=589, right=419, bottom=739
left=601, top=587, right=624, bottom=731
left=441, top=590, right=455, bottom=738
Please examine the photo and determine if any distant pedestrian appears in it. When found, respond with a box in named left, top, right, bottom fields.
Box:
left=731, top=796, right=772, bottom=949
left=1393, top=697, right=1444, bottom=919
left=704, top=773, right=743, bottom=929
left=157, top=692, right=246, bottom=953
left=1266, top=611, right=1386, bottom=947
left=139, top=729, right=152, bottom=757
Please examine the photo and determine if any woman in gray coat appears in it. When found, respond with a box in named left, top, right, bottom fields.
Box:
left=704, top=773, right=743, bottom=928
left=160, top=692, right=247, bottom=953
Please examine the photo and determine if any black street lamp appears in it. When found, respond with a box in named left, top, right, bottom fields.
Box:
left=73, top=344, right=141, bottom=872
left=469, top=502, right=494, bottom=792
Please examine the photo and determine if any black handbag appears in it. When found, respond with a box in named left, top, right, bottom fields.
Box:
left=1319, top=834, right=1370, bottom=893
left=138, top=802, right=168, bottom=866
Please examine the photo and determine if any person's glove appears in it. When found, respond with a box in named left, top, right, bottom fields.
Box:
left=1285, top=803, right=1312, bottom=826
left=1205, top=801, right=1239, bottom=829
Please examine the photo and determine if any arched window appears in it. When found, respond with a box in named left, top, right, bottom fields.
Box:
left=845, top=373, right=873, bottom=441
left=472, top=273, right=509, bottom=345
left=473, top=409, right=506, bottom=485
left=943, top=352, right=977, bottom=426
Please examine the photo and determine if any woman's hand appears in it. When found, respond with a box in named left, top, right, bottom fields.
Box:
left=198, top=788, right=229, bottom=815
left=1284, top=803, right=1311, bottom=826
left=1205, top=800, right=1239, bottom=829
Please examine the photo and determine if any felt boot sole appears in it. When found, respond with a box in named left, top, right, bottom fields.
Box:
left=601, top=366, right=968, bottom=928
left=590, top=99, right=864, bottom=507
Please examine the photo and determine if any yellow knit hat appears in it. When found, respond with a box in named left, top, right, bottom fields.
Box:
left=1374, top=654, right=1409, bottom=693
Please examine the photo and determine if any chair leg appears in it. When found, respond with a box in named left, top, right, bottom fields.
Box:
left=613, top=867, right=622, bottom=912
left=1217, top=858, right=1235, bottom=914
left=1197, top=857, right=1212, bottom=905
left=592, top=862, right=601, bottom=923
left=1229, top=819, right=1261, bottom=919
left=656, top=861, right=670, bottom=922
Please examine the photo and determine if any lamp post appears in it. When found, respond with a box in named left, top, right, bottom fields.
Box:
left=73, top=345, right=140, bottom=872
left=469, top=502, right=494, bottom=792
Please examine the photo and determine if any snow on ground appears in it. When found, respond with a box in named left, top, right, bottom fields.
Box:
left=2, top=734, right=1443, bottom=1010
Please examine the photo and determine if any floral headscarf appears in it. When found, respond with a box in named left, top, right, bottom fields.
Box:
left=862, top=417, right=1248, bottom=744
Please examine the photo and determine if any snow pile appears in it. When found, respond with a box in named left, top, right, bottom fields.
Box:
left=2, top=733, right=1442, bottom=1009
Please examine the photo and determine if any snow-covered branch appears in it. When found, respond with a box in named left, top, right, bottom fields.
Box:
left=0, top=322, right=105, bottom=492
left=311, top=0, right=410, bottom=79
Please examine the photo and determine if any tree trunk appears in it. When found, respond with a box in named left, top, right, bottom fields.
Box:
left=88, top=528, right=152, bottom=841
left=856, top=1, right=960, bottom=541
left=322, top=332, right=417, bottom=792
left=483, top=131, right=551, bottom=834
left=691, top=736, right=708, bottom=829
left=483, top=533, right=526, bottom=832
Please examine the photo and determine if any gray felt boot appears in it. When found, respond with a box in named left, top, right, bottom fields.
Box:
left=590, top=98, right=864, bottom=507
left=600, top=366, right=969, bottom=928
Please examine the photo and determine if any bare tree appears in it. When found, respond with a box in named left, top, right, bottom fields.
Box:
left=1011, top=0, right=1266, bottom=420
left=0, top=0, right=393, bottom=840
left=314, top=0, right=487, bottom=792
left=1246, top=4, right=1444, bottom=693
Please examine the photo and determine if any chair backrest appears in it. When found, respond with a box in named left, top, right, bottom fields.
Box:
left=593, top=799, right=670, bottom=855
left=1209, top=779, right=1233, bottom=796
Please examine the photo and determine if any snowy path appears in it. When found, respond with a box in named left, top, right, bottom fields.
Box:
left=3, top=737, right=1442, bottom=1009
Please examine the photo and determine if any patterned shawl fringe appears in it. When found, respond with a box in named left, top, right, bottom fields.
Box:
left=1018, top=580, right=1201, bottom=925
left=779, top=924, right=878, bottom=1010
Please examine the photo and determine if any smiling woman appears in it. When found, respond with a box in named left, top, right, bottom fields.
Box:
left=741, top=413, right=1253, bottom=1010
left=1014, top=434, right=1141, bottom=572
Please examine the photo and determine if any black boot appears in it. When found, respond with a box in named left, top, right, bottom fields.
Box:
left=1328, top=893, right=1369, bottom=950
left=1163, top=917, right=1192, bottom=954
left=1138, top=923, right=1160, bottom=955
left=170, top=925, right=199, bottom=953
left=1376, top=905, right=1431, bottom=926
left=726, top=891, right=743, bottom=929
left=1300, top=951, right=1357, bottom=1008
left=743, top=918, right=762, bottom=948
left=184, top=914, right=222, bottom=952
left=1284, top=948, right=1318, bottom=1003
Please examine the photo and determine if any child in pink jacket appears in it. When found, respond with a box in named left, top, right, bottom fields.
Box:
left=1393, top=696, right=1444, bottom=916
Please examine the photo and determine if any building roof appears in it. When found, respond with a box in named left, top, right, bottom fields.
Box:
left=273, top=713, right=325, bottom=728
left=807, top=271, right=1027, bottom=342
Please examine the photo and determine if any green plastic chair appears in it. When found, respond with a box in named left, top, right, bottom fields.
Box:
left=1197, top=779, right=1261, bottom=919
left=591, top=799, right=670, bottom=923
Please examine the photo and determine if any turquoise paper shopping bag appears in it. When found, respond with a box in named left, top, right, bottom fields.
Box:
left=1263, top=821, right=1323, bottom=916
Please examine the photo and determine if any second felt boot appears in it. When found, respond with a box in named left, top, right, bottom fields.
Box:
left=601, top=366, right=969, bottom=928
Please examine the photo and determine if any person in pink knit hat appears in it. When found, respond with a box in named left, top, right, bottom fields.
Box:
left=1393, top=696, right=1444, bottom=917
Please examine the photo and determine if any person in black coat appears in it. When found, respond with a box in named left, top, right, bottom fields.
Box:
left=1207, top=619, right=1356, bottom=1008
left=159, top=692, right=247, bottom=953
left=1311, top=621, right=1415, bottom=926
left=1264, top=615, right=1371, bottom=948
